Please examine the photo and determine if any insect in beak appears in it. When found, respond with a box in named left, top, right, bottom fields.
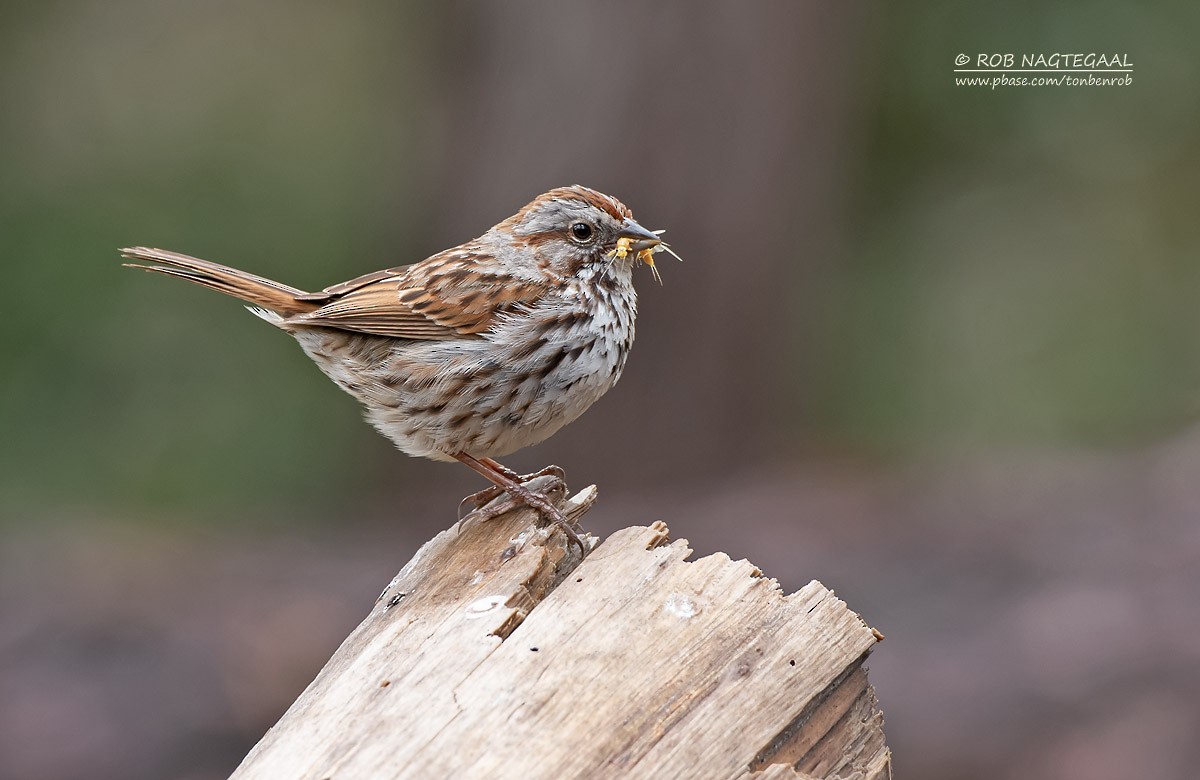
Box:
left=608, top=222, right=682, bottom=285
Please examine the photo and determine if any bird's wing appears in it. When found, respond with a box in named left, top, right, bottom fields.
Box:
left=289, top=246, right=549, bottom=340
left=294, top=265, right=414, bottom=301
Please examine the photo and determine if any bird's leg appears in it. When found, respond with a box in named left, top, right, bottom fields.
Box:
left=453, top=452, right=585, bottom=554
left=458, top=459, right=567, bottom=517
left=482, top=458, right=567, bottom=486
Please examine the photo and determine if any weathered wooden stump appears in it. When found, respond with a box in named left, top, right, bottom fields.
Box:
left=231, top=478, right=891, bottom=779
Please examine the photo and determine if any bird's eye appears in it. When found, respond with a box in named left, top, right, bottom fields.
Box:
left=569, top=222, right=594, bottom=242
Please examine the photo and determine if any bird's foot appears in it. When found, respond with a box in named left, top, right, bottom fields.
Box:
left=452, top=453, right=586, bottom=555
left=458, top=476, right=586, bottom=556
left=457, top=464, right=568, bottom=519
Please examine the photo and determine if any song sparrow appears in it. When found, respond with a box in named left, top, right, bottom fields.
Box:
left=121, top=186, right=675, bottom=551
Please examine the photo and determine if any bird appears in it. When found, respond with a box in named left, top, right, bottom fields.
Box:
left=121, top=185, right=675, bottom=551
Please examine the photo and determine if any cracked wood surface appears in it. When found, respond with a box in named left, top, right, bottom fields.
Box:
left=230, top=480, right=891, bottom=780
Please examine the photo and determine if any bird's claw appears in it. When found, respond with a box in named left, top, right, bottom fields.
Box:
left=457, top=465, right=568, bottom=519
left=456, top=470, right=586, bottom=556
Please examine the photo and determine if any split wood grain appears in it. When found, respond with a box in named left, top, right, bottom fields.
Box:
left=231, top=480, right=890, bottom=780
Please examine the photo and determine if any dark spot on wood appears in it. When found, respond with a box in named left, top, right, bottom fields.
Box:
left=380, top=680, right=391, bottom=688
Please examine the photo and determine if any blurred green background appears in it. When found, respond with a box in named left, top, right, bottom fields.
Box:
left=2, top=2, right=1199, bottom=780
left=3, top=1, right=1198, bottom=526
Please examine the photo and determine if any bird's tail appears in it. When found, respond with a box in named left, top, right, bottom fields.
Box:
left=120, top=247, right=318, bottom=317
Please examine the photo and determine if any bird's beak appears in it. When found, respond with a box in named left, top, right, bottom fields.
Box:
left=617, top=218, right=662, bottom=253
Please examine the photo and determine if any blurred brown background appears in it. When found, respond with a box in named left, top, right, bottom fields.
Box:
left=2, top=2, right=1199, bottom=779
